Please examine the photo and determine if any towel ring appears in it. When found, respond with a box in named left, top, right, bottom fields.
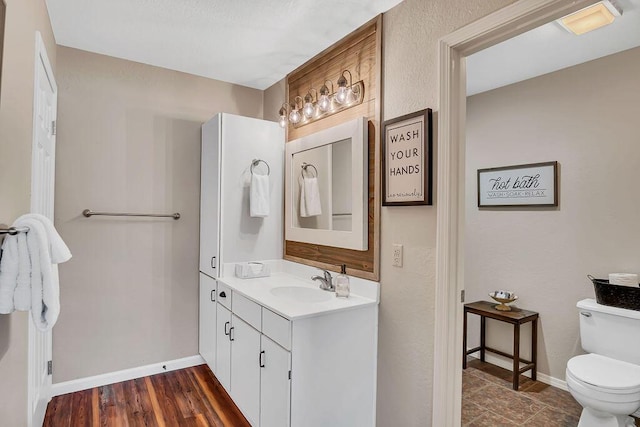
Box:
left=251, top=159, right=270, bottom=176
left=301, top=162, right=318, bottom=178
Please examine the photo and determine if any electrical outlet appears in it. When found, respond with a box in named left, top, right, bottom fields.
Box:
left=392, top=244, right=403, bottom=267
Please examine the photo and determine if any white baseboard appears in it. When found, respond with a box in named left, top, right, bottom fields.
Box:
left=468, top=353, right=568, bottom=391
left=51, top=354, right=205, bottom=397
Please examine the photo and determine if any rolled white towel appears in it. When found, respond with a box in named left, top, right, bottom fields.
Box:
left=609, top=273, right=638, bottom=287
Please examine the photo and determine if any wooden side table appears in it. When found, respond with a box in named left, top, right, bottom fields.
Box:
left=463, top=300, right=539, bottom=390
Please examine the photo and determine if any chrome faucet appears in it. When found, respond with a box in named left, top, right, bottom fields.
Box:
left=311, top=269, right=334, bottom=291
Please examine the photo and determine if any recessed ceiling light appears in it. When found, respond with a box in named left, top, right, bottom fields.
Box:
left=558, top=1, right=622, bottom=35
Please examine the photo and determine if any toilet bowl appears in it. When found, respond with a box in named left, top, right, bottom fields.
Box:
left=566, top=354, right=640, bottom=426
left=566, top=299, right=640, bottom=427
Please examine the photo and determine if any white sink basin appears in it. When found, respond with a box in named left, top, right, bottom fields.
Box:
left=270, top=286, right=333, bottom=303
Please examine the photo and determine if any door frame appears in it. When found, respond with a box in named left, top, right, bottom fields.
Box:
left=432, top=0, right=597, bottom=425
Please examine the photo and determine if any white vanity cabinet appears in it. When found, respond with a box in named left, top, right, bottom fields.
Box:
left=198, top=273, right=217, bottom=372
left=211, top=284, right=291, bottom=427
left=203, top=273, right=377, bottom=427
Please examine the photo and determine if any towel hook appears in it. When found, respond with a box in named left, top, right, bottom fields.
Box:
left=251, top=159, right=270, bottom=176
left=301, top=162, right=318, bottom=178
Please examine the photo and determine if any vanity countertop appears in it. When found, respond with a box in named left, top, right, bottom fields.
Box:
left=219, top=262, right=379, bottom=321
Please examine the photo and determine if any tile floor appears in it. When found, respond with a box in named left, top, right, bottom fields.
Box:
left=462, top=358, right=640, bottom=426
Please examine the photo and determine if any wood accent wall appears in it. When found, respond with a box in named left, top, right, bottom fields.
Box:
left=284, top=16, right=381, bottom=281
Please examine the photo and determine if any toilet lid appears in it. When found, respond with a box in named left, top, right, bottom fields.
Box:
left=568, top=354, right=640, bottom=392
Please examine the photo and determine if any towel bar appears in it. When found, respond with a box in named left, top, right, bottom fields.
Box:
left=0, top=225, right=30, bottom=235
left=82, top=209, right=180, bottom=220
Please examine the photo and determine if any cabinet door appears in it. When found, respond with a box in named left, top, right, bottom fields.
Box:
left=230, top=314, right=261, bottom=427
left=199, top=116, right=220, bottom=277
left=198, top=273, right=217, bottom=371
left=216, top=304, right=232, bottom=393
left=260, top=335, right=291, bottom=427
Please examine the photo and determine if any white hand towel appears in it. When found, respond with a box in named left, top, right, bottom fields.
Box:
left=300, top=178, right=307, bottom=217
left=300, top=176, right=322, bottom=217
left=13, top=232, right=31, bottom=310
left=0, top=236, right=19, bottom=314
left=22, top=213, right=72, bottom=263
left=13, top=214, right=71, bottom=331
left=250, top=173, right=270, bottom=217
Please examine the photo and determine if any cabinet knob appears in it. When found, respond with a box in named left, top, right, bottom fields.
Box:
left=224, top=321, right=230, bottom=335
left=211, top=256, right=216, bottom=269
left=259, top=350, right=265, bottom=368
left=229, top=326, right=235, bottom=342
left=210, top=290, right=215, bottom=302
left=219, top=291, right=227, bottom=298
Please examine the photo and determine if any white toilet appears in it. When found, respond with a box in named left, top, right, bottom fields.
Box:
left=566, top=298, right=640, bottom=427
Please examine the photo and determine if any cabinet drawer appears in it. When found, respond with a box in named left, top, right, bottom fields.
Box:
left=217, top=281, right=232, bottom=310
left=233, top=293, right=262, bottom=331
left=262, top=308, right=291, bottom=350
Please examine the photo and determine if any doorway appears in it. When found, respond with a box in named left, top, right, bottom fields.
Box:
left=431, top=0, right=599, bottom=425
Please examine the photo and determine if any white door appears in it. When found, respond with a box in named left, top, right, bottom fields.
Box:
left=260, top=335, right=291, bottom=427
left=216, top=305, right=232, bottom=392
left=198, top=273, right=217, bottom=371
left=29, top=31, right=57, bottom=427
left=230, top=315, right=261, bottom=427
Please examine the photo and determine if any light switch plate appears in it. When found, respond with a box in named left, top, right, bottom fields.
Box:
left=392, top=244, right=403, bottom=267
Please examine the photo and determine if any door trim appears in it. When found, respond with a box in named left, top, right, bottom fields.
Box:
left=432, top=0, right=597, bottom=425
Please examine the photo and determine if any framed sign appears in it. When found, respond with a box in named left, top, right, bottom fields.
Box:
left=382, top=108, right=432, bottom=206
left=477, top=161, right=558, bottom=207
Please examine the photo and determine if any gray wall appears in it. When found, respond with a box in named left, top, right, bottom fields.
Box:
left=0, top=0, right=57, bottom=424
left=465, top=46, right=640, bottom=381
left=53, top=47, right=264, bottom=382
left=377, top=1, right=515, bottom=425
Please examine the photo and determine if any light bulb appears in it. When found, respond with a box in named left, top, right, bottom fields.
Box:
left=289, top=109, right=301, bottom=124
left=303, top=102, right=314, bottom=118
left=278, top=114, right=287, bottom=128
left=335, top=86, right=348, bottom=104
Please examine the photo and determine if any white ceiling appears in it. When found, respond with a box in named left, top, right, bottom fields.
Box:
left=46, top=0, right=403, bottom=90
left=467, top=0, right=640, bottom=96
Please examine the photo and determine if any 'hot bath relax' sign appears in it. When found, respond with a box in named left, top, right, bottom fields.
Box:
left=383, top=109, right=433, bottom=206
left=477, top=161, right=558, bottom=207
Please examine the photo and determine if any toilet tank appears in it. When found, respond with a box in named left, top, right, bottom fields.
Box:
left=578, top=298, right=640, bottom=365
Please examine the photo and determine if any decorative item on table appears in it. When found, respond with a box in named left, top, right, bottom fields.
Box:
left=588, top=274, right=640, bottom=311
left=235, top=262, right=270, bottom=279
left=489, top=290, right=518, bottom=311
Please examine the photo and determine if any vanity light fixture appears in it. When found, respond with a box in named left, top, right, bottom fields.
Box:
left=318, top=80, right=334, bottom=112
left=279, top=70, right=364, bottom=129
left=289, top=96, right=303, bottom=125
left=303, top=89, right=317, bottom=119
left=278, top=103, right=289, bottom=128
left=335, top=70, right=354, bottom=105
left=558, top=0, right=622, bottom=35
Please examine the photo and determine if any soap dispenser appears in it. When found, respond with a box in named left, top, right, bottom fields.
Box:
left=335, top=264, right=350, bottom=298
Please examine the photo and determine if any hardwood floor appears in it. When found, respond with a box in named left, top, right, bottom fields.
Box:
left=43, top=365, right=250, bottom=427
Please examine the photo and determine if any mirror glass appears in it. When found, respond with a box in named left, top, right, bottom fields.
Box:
left=292, top=138, right=352, bottom=232
left=285, top=117, right=368, bottom=251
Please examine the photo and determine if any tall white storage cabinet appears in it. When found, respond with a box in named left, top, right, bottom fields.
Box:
left=198, top=113, right=284, bottom=376
left=199, top=113, right=285, bottom=277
